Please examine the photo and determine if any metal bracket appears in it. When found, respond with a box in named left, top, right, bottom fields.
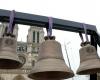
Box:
left=0, top=9, right=99, bottom=46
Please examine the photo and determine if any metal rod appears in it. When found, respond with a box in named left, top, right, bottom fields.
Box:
left=91, top=35, right=97, bottom=80
left=0, top=9, right=97, bottom=33
left=90, top=35, right=97, bottom=80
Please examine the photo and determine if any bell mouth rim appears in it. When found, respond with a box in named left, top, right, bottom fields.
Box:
left=28, top=58, right=74, bottom=79
left=28, top=71, right=74, bottom=79
left=0, top=59, right=23, bottom=69
left=77, top=68, right=100, bottom=75
left=77, top=59, right=100, bottom=75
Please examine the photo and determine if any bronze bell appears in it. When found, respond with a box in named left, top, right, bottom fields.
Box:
left=0, top=36, right=23, bottom=69
left=28, top=36, right=74, bottom=79
left=77, top=42, right=100, bottom=74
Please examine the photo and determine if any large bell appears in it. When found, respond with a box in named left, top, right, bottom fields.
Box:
left=28, top=36, right=74, bottom=79
left=0, top=36, right=23, bottom=69
left=77, top=42, right=100, bottom=74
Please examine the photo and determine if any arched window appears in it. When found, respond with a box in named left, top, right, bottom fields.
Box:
left=32, top=60, right=35, bottom=66
left=37, top=32, right=39, bottom=43
left=13, top=75, right=25, bottom=80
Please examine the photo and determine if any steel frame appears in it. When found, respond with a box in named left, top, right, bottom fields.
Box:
left=0, top=9, right=99, bottom=80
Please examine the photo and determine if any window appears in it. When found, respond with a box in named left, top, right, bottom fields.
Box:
left=32, top=47, right=38, bottom=53
left=32, top=60, right=35, bottom=66
left=37, top=32, right=39, bottom=43
left=33, top=31, right=35, bottom=42
left=17, top=46, right=27, bottom=52
left=17, top=46, right=21, bottom=51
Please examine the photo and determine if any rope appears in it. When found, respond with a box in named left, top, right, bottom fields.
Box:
left=79, top=23, right=89, bottom=43
left=79, top=32, right=84, bottom=43
left=7, top=10, right=15, bottom=34
left=83, top=23, right=89, bottom=42
left=46, top=17, right=53, bottom=36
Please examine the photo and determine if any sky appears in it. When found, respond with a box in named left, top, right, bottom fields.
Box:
left=0, top=0, right=100, bottom=80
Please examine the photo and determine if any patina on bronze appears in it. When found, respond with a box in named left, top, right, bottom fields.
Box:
left=28, top=36, right=74, bottom=79
left=0, top=35, right=23, bottom=69
left=77, top=42, right=100, bottom=74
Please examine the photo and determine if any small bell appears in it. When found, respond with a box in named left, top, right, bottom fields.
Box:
left=28, top=36, right=74, bottom=79
left=77, top=42, right=100, bottom=74
left=0, top=36, right=23, bottom=69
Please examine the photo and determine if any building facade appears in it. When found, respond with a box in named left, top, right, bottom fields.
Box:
left=0, top=23, right=44, bottom=80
